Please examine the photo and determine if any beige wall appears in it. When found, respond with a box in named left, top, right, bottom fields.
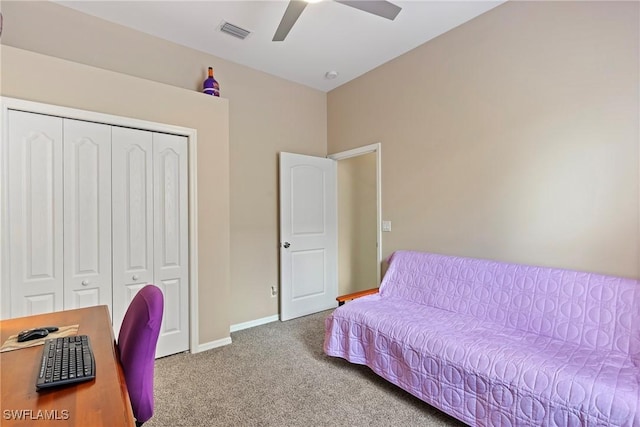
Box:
left=338, top=153, right=378, bottom=295
left=1, top=45, right=231, bottom=344
left=328, top=1, right=640, bottom=279
left=0, top=1, right=327, bottom=327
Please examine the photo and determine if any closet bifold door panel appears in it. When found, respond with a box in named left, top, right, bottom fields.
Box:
left=111, top=129, right=189, bottom=357
left=7, top=111, right=64, bottom=317
left=153, top=133, right=189, bottom=357
left=111, top=126, right=154, bottom=338
left=63, top=119, right=112, bottom=314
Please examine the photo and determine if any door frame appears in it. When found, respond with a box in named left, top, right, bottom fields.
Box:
left=0, top=96, right=200, bottom=353
left=328, top=143, right=382, bottom=285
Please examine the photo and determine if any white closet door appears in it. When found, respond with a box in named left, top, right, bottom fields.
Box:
left=111, top=127, right=154, bottom=337
left=7, top=111, right=64, bottom=317
left=63, top=119, right=112, bottom=313
left=153, top=133, right=189, bottom=357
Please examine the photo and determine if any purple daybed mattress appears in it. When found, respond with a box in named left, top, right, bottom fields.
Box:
left=324, top=250, right=640, bottom=426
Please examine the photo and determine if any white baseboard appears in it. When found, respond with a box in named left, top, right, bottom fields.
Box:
left=230, top=314, right=279, bottom=333
left=193, top=314, right=280, bottom=353
left=195, top=336, right=232, bottom=353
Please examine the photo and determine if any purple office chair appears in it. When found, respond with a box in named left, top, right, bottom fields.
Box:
left=117, top=285, right=164, bottom=427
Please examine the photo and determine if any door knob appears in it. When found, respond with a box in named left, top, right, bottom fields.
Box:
left=132, top=274, right=139, bottom=281
left=282, top=242, right=290, bottom=249
left=81, top=280, right=89, bottom=286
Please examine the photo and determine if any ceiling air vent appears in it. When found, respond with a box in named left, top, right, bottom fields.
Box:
left=219, top=21, right=251, bottom=40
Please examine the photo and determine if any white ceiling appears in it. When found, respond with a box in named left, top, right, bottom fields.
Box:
left=55, top=1, right=505, bottom=92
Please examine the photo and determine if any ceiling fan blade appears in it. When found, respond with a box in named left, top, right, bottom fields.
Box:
left=335, top=1, right=401, bottom=20
left=273, top=0, right=308, bottom=42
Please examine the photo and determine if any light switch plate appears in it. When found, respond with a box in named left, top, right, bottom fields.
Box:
left=382, top=221, right=392, bottom=232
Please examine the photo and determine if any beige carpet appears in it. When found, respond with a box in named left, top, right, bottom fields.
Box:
left=147, top=310, right=466, bottom=427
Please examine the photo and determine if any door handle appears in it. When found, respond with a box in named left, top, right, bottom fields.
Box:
left=81, top=280, right=89, bottom=286
left=282, top=242, right=290, bottom=249
left=132, top=274, right=139, bottom=281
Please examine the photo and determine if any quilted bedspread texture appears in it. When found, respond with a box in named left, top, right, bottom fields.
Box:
left=324, top=251, right=640, bottom=426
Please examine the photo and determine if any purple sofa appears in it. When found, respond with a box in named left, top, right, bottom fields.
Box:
left=324, top=250, right=640, bottom=426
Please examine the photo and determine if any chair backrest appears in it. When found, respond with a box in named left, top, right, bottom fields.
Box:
left=118, top=285, right=164, bottom=425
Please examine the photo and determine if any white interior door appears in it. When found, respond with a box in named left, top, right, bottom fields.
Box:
left=63, top=119, right=112, bottom=313
left=279, top=152, right=337, bottom=321
left=7, top=111, right=64, bottom=317
left=111, top=126, right=154, bottom=337
left=153, top=133, right=189, bottom=357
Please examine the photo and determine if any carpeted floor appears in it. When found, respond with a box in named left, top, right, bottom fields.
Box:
left=146, top=310, right=466, bottom=427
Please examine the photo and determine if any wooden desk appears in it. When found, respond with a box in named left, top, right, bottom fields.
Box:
left=0, top=306, right=134, bottom=426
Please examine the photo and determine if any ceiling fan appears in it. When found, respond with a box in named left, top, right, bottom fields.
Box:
left=273, top=0, right=402, bottom=42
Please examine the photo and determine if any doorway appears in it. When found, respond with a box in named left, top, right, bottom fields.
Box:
left=329, top=143, right=382, bottom=295
left=278, top=143, right=381, bottom=320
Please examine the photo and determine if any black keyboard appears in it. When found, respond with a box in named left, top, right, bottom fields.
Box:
left=36, top=335, right=96, bottom=391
